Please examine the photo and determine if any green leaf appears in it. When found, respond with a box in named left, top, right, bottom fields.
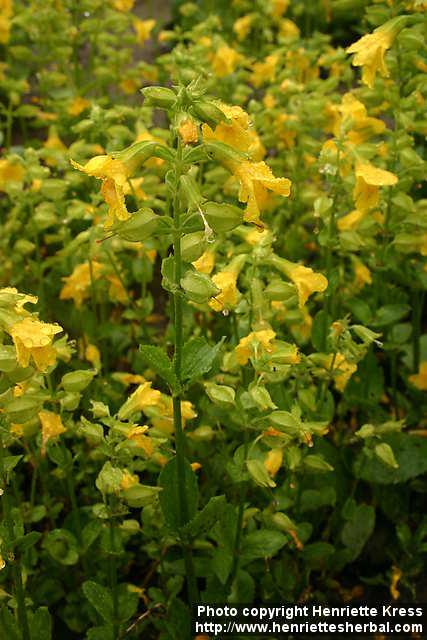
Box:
left=181, top=495, right=228, bottom=538
left=311, top=310, right=330, bottom=351
left=181, top=337, right=224, bottom=385
left=15, top=531, right=42, bottom=553
left=158, top=458, right=199, bottom=531
left=355, top=433, right=427, bottom=484
left=86, top=626, right=114, bottom=640
left=0, top=608, right=21, bottom=640
left=29, top=607, right=52, bottom=640
left=139, top=345, right=178, bottom=391
left=371, top=304, right=410, bottom=328
left=117, top=585, right=139, bottom=623
left=43, top=529, right=79, bottom=565
left=303, top=455, right=334, bottom=472
left=241, top=529, right=287, bottom=562
left=302, top=542, right=335, bottom=569
left=341, top=504, right=375, bottom=560
left=82, top=581, right=114, bottom=623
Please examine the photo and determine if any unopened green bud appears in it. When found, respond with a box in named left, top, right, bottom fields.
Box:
left=191, top=101, right=228, bottom=128
left=203, top=201, right=243, bottom=232
left=270, top=342, right=300, bottom=365
left=303, top=455, right=333, bottom=472
left=204, top=141, right=247, bottom=164
left=205, top=383, right=235, bottom=406
left=4, top=396, right=41, bottom=423
left=188, top=425, right=215, bottom=441
left=375, top=442, right=399, bottom=469
left=115, top=208, right=159, bottom=242
left=113, top=140, right=174, bottom=166
left=181, top=232, right=207, bottom=262
left=61, top=369, right=96, bottom=392
left=265, top=280, right=296, bottom=301
left=180, top=270, right=220, bottom=303
left=271, top=512, right=295, bottom=533
left=180, top=173, right=204, bottom=210
left=141, top=86, right=177, bottom=109
left=60, top=392, right=81, bottom=412
left=249, top=386, right=277, bottom=410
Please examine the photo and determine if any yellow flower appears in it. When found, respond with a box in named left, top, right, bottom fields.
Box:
left=337, top=209, right=365, bottom=231
left=120, top=78, right=139, bottom=94
left=354, top=261, right=372, bottom=288
left=127, top=426, right=154, bottom=457
left=332, top=353, right=357, bottom=391
left=178, top=118, right=199, bottom=145
left=0, top=158, right=25, bottom=192
left=279, top=19, right=300, bottom=39
left=112, top=0, right=134, bottom=10
left=118, top=382, right=162, bottom=420
left=233, top=15, right=252, bottom=41
left=112, top=372, right=146, bottom=386
left=264, top=448, right=283, bottom=477
left=228, top=160, right=291, bottom=225
left=390, top=566, right=402, bottom=600
left=209, top=271, right=239, bottom=312
left=271, top=0, right=289, bottom=17
left=133, top=18, right=155, bottom=44
left=0, top=0, right=12, bottom=44
left=85, top=344, right=101, bottom=368
left=60, top=261, right=103, bottom=308
left=326, top=93, right=386, bottom=144
left=409, top=362, right=427, bottom=391
left=346, top=21, right=399, bottom=88
left=9, top=318, right=62, bottom=371
left=71, top=154, right=134, bottom=228
left=67, top=96, right=91, bottom=116
left=250, top=54, right=279, bottom=88
left=192, top=250, right=215, bottom=274
left=211, top=45, right=242, bottom=77
left=44, top=127, right=66, bottom=166
left=120, top=470, right=139, bottom=490
left=150, top=397, right=196, bottom=434
left=39, top=411, right=66, bottom=455
left=107, top=274, right=128, bottom=304
left=235, top=329, right=276, bottom=365
left=282, top=262, right=328, bottom=308
left=202, top=103, right=264, bottom=160
left=353, top=163, right=398, bottom=212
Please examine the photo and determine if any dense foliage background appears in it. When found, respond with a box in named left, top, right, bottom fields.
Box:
left=0, top=0, right=426, bottom=638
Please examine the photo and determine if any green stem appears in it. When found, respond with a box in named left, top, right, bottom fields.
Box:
left=412, top=291, right=424, bottom=373
left=5, top=97, right=13, bottom=151
left=0, top=434, right=31, bottom=640
left=171, top=143, right=199, bottom=605
left=109, top=514, right=119, bottom=639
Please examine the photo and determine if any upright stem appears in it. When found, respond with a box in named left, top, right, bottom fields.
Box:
left=171, top=142, right=199, bottom=604
left=0, top=434, right=30, bottom=640
left=109, top=512, right=119, bottom=639
left=412, top=291, right=423, bottom=373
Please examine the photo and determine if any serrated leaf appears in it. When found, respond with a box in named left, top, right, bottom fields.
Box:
left=181, top=495, right=228, bottom=538
left=181, top=337, right=224, bottom=385
left=139, top=345, right=179, bottom=391
left=158, top=458, right=199, bottom=531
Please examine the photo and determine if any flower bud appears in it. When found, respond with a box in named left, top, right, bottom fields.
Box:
left=61, top=369, right=96, bottom=392
left=265, top=280, right=297, bottom=302
left=203, top=201, right=243, bottom=232
left=141, top=86, right=177, bottom=109
left=181, top=231, right=207, bottom=262
left=249, top=386, right=277, bottom=410
left=115, top=208, right=160, bottom=242
left=191, top=100, right=228, bottom=128
left=180, top=270, right=220, bottom=303
left=179, top=173, right=204, bottom=210
left=205, top=383, right=235, bottom=406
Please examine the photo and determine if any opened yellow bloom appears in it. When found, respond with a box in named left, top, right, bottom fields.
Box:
left=264, top=448, right=283, bottom=477
left=44, top=127, right=66, bottom=166
left=9, top=318, right=62, bottom=371
left=271, top=0, right=289, bottom=17
left=60, top=261, right=103, bottom=308
left=39, top=411, right=66, bottom=455
left=134, top=18, right=155, bottom=44
left=85, top=344, right=101, bottom=368
left=119, top=382, right=162, bottom=420
left=209, top=271, right=239, bottom=312
left=120, top=470, right=139, bottom=490
left=150, top=397, right=196, bottom=434
left=228, top=160, right=291, bottom=225
left=211, top=46, right=242, bottom=77
left=346, top=20, right=401, bottom=88
left=282, top=263, right=328, bottom=308
left=353, top=163, right=398, bottom=212
left=112, top=0, right=134, bottom=10
left=126, top=426, right=154, bottom=457
left=331, top=353, right=357, bottom=391
left=250, top=54, right=279, bottom=88
left=233, top=15, right=252, bottom=40
left=0, top=158, right=25, bottom=192
left=192, top=250, right=215, bottom=274
left=409, top=362, right=427, bottom=391
left=202, top=103, right=264, bottom=160
left=178, top=118, right=199, bottom=145
left=235, top=329, right=276, bottom=365
left=0, top=0, right=12, bottom=44
left=279, top=19, right=300, bottom=39
left=354, top=261, right=372, bottom=288
left=67, top=96, right=91, bottom=116
left=326, top=93, right=386, bottom=144
left=337, top=209, right=365, bottom=231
